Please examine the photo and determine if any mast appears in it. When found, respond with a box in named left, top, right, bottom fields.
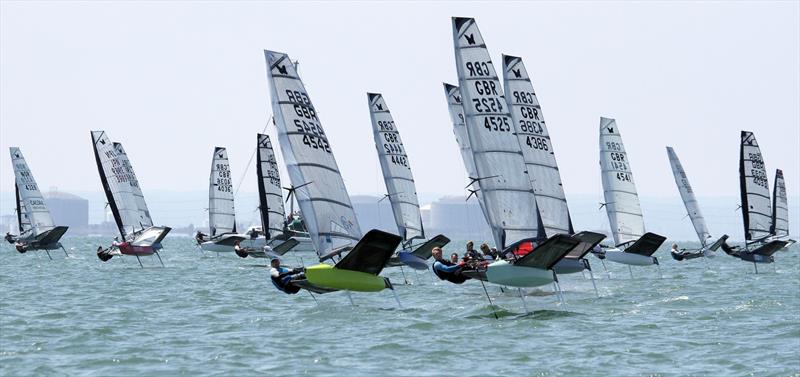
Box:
left=501, top=54, right=573, bottom=236
left=666, top=146, right=711, bottom=246
left=264, top=50, right=362, bottom=259
left=599, top=117, right=645, bottom=246
left=367, top=93, right=424, bottom=243
left=739, top=131, right=772, bottom=242
left=208, top=147, right=236, bottom=236
left=14, top=183, right=25, bottom=233
left=452, top=17, right=541, bottom=249
left=771, top=169, right=788, bottom=237
left=256, top=134, right=286, bottom=240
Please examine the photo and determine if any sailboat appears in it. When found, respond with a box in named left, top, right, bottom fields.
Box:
left=666, top=146, right=727, bottom=261
left=6, top=147, right=69, bottom=257
left=199, top=147, right=247, bottom=253
left=720, top=131, right=788, bottom=268
left=91, top=131, right=171, bottom=267
left=771, top=169, right=795, bottom=248
left=500, top=54, right=606, bottom=275
left=451, top=17, right=580, bottom=289
left=367, top=93, right=450, bottom=270
left=595, top=117, right=667, bottom=270
left=264, top=50, right=401, bottom=294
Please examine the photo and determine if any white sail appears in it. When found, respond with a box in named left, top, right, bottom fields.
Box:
left=452, top=17, right=541, bottom=248
left=666, top=146, right=711, bottom=245
left=208, top=147, right=236, bottom=236
left=9, top=147, right=55, bottom=237
left=599, top=117, right=645, bottom=246
left=739, top=131, right=772, bottom=242
left=264, top=50, right=362, bottom=258
left=257, top=134, right=286, bottom=239
left=772, top=169, right=789, bottom=237
left=91, top=131, right=141, bottom=240
left=367, top=93, right=424, bottom=242
left=502, top=55, right=572, bottom=236
left=113, top=142, right=153, bottom=230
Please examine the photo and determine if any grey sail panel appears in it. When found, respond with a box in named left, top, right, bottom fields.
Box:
left=666, top=147, right=711, bottom=246
left=91, top=131, right=140, bottom=240
left=264, top=50, right=362, bottom=258
left=739, top=131, right=772, bottom=241
left=257, top=134, right=286, bottom=239
left=367, top=93, right=424, bottom=242
left=452, top=17, right=540, bottom=248
left=113, top=142, right=153, bottom=230
left=599, top=118, right=645, bottom=246
left=502, top=55, right=572, bottom=236
left=9, top=147, right=55, bottom=237
left=771, top=169, right=788, bottom=237
left=443, top=83, right=488, bottom=219
left=208, top=147, right=236, bottom=236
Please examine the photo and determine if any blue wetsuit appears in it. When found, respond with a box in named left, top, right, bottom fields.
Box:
left=433, top=260, right=461, bottom=273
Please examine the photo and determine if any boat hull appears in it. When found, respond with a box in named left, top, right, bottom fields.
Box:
left=603, top=250, right=657, bottom=266
left=485, top=260, right=553, bottom=287
left=304, top=264, right=388, bottom=292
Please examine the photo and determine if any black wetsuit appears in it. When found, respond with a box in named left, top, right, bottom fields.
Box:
left=432, top=259, right=470, bottom=284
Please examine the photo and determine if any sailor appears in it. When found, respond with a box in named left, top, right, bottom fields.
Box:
left=670, top=243, right=681, bottom=254
left=96, top=246, right=113, bottom=262
left=194, top=231, right=207, bottom=245
left=4, top=232, right=16, bottom=244
left=480, top=243, right=498, bottom=261
left=234, top=240, right=248, bottom=258
left=432, top=247, right=469, bottom=284
left=14, top=241, right=28, bottom=253
left=270, top=256, right=305, bottom=294
left=449, top=252, right=460, bottom=264
left=249, top=228, right=259, bottom=240
left=464, top=241, right=483, bottom=261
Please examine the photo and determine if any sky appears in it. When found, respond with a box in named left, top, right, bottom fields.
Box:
left=1, top=1, right=798, bottom=236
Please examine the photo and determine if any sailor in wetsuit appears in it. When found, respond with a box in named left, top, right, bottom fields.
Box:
left=4, top=232, right=16, bottom=244
left=480, top=243, right=498, bottom=261
left=194, top=231, right=207, bottom=245
left=14, top=240, right=28, bottom=253
left=234, top=240, right=248, bottom=258
left=432, top=247, right=470, bottom=284
left=269, top=256, right=305, bottom=294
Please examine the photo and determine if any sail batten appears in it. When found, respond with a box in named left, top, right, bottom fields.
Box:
left=599, top=118, right=645, bottom=246
left=208, top=147, right=236, bottom=236
left=367, top=93, right=424, bottom=242
left=739, top=131, right=772, bottom=241
left=257, top=134, right=286, bottom=239
left=113, top=143, right=153, bottom=231
left=667, top=146, right=712, bottom=246
left=502, top=55, right=572, bottom=237
left=91, top=132, right=143, bottom=240
left=9, top=147, right=56, bottom=238
left=264, top=50, right=362, bottom=258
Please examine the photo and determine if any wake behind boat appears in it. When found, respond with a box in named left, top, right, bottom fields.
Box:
left=91, top=131, right=171, bottom=267
left=6, top=147, right=69, bottom=258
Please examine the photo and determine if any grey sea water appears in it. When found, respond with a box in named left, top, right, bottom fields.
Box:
left=1, top=237, right=798, bottom=376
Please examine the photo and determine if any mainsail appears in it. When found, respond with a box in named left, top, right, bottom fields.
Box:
left=599, top=117, right=645, bottom=246
left=257, top=134, right=286, bottom=239
left=91, top=131, right=142, bottom=240
left=114, top=142, right=153, bottom=230
left=367, top=93, right=424, bottom=242
left=452, top=17, right=541, bottom=249
left=739, top=131, right=772, bottom=242
left=443, top=83, right=487, bottom=217
left=264, top=50, right=362, bottom=259
left=502, top=55, right=572, bottom=236
left=666, top=146, right=711, bottom=245
left=9, top=147, right=55, bottom=237
left=208, top=147, right=236, bottom=236
left=771, top=169, right=788, bottom=237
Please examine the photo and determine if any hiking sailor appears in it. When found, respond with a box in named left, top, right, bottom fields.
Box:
left=432, top=247, right=470, bottom=284
left=4, top=232, right=16, bottom=244
left=270, top=256, right=305, bottom=294
left=194, top=231, right=207, bottom=245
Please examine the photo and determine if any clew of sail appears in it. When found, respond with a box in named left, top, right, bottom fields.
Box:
left=208, top=147, right=236, bottom=236
left=502, top=55, right=572, bottom=236
left=91, top=131, right=141, bottom=241
left=452, top=17, right=541, bottom=249
left=666, top=146, right=712, bottom=246
left=9, top=147, right=55, bottom=238
left=257, top=134, right=287, bottom=239
left=599, top=117, right=645, bottom=246
left=443, top=83, right=488, bottom=219
left=264, top=50, right=362, bottom=259
left=739, top=131, right=772, bottom=242
left=771, top=169, right=788, bottom=237
left=367, top=93, right=424, bottom=242
left=113, top=142, right=153, bottom=230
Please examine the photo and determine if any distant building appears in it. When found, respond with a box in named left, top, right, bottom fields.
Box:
left=44, top=190, right=89, bottom=228
left=350, top=195, right=396, bottom=233
left=429, top=195, right=490, bottom=241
